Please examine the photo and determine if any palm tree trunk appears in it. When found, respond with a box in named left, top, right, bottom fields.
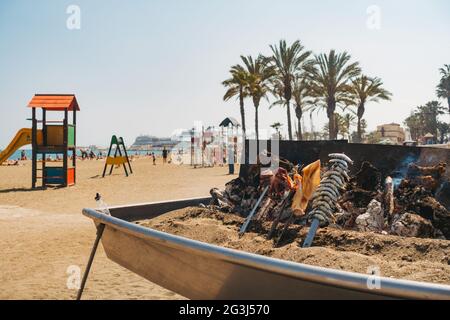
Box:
left=356, top=103, right=364, bottom=143
left=286, top=100, right=293, bottom=140
left=334, top=116, right=340, bottom=139
left=328, top=117, right=333, bottom=140
left=297, top=117, right=303, bottom=140
left=327, top=111, right=335, bottom=140
left=357, top=117, right=362, bottom=143
left=327, top=99, right=338, bottom=140
left=447, top=96, right=450, bottom=114
left=239, top=89, right=246, bottom=140
left=295, top=105, right=303, bottom=140
left=255, top=105, right=259, bottom=143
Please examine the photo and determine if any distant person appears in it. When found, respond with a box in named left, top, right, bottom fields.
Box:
left=162, top=147, right=168, bottom=164
left=227, top=145, right=234, bottom=175
left=20, top=150, right=27, bottom=160
left=152, top=152, right=156, bottom=165
left=81, top=149, right=88, bottom=160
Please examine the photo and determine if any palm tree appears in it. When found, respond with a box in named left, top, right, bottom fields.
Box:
left=354, top=118, right=368, bottom=141
left=307, top=50, right=361, bottom=139
left=270, top=40, right=312, bottom=140
left=349, top=75, right=392, bottom=142
left=417, top=101, right=445, bottom=137
left=437, top=121, right=450, bottom=144
left=404, top=112, right=422, bottom=141
left=340, top=112, right=356, bottom=140
left=222, top=64, right=249, bottom=139
left=404, top=101, right=445, bottom=140
left=327, top=113, right=353, bottom=140
left=241, top=55, right=275, bottom=143
left=437, top=64, right=450, bottom=113
left=303, top=99, right=325, bottom=140
left=292, top=76, right=313, bottom=140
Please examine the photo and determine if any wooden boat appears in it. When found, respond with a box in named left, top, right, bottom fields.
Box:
left=82, top=197, right=450, bottom=300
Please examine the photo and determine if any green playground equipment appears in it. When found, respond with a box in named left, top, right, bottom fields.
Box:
left=102, top=135, right=133, bottom=177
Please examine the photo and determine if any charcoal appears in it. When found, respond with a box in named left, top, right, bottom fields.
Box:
left=210, top=155, right=450, bottom=242
left=414, top=196, right=450, bottom=239
left=394, top=179, right=450, bottom=239
left=336, top=201, right=364, bottom=229
left=351, top=161, right=381, bottom=191
left=436, top=181, right=450, bottom=211
left=407, top=162, right=446, bottom=179
left=405, top=162, right=447, bottom=193
left=341, top=187, right=381, bottom=209
left=391, top=212, right=438, bottom=239
left=210, top=188, right=234, bottom=210
left=355, top=200, right=385, bottom=233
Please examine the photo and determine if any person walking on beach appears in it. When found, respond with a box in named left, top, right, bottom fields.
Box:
left=162, top=147, right=168, bottom=164
left=152, top=152, right=156, bottom=165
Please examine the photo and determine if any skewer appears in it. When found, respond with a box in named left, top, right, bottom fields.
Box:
left=274, top=185, right=303, bottom=247
left=239, top=186, right=269, bottom=237
left=274, top=213, right=297, bottom=247
left=267, top=189, right=296, bottom=239
left=302, top=218, right=320, bottom=248
left=302, top=153, right=352, bottom=248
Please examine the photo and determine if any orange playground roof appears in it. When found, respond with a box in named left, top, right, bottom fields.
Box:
left=28, top=94, right=80, bottom=111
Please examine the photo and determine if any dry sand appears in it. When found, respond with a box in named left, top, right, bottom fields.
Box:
left=139, top=207, right=450, bottom=285
left=0, top=157, right=232, bottom=299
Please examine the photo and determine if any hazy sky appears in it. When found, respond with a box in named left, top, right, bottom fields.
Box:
left=0, top=0, right=449, bottom=147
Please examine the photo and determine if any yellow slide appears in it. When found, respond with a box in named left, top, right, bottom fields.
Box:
left=0, top=128, right=42, bottom=164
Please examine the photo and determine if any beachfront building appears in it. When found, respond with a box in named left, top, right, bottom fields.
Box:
left=375, top=123, right=406, bottom=145
left=422, top=133, right=436, bottom=145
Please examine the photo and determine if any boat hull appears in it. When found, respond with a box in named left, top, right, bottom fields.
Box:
left=82, top=197, right=450, bottom=300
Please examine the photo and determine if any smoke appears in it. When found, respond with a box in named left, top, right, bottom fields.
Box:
left=391, top=154, right=419, bottom=189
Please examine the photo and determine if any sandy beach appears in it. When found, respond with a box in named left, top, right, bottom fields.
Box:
left=0, top=157, right=232, bottom=299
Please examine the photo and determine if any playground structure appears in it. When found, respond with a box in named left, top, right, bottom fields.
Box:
left=1, top=94, right=79, bottom=188
left=0, top=128, right=42, bottom=164
left=102, top=135, right=133, bottom=177
left=27, top=94, right=79, bottom=188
